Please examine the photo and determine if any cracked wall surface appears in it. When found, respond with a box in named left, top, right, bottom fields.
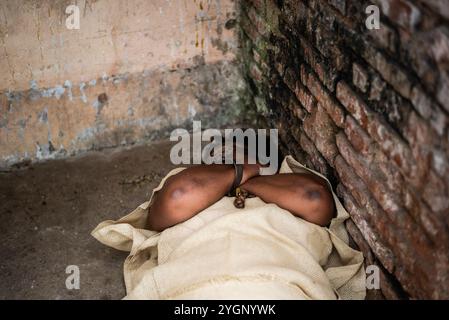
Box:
left=0, top=0, right=253, bottom=168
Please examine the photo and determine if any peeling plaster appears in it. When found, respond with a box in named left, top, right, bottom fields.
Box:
left=37, top=108, right=48, bottom=123
left=64, top=80, right=73, bottom=101
left=0, top=0, right=246, bottom=169
left=79, top=82, right=88, bottom=104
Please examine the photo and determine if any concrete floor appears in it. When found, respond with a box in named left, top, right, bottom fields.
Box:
left=0, top=140, right=177, bottom=299
left=1, top=139, right=381, bottom=300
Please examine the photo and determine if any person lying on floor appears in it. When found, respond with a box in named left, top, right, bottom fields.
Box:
left=92, top=152, right=366, bottom=300
left=147, top=161, right=335, bottom=232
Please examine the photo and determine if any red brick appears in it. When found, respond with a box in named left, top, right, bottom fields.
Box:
left=403, top=110, right=433, bottom=163
left=336, top=81, right=418, bottom=181
left=423, top=0, right=449, bottom=20
left=430, top=26, right=449, bottom=68
left=344, top=115, right=372, bottom=155
left=437, top=71, right=449, bottom=112
left=248, top=6, right=270, bottom=37
left=293, top=81, right=316, bottom=113
left=411, top=86, right=432, bottom=120
left=299, top=36, right=338, bottom=91
left=305, top=69, right=345, bottom=127
left=285, top=93, right=306, bottom=121
left=375, top=0, right=422, bottom=32
left=334, top=155, right=373, bottom=208
left=345, top=219, right=375, bottom=264
left=282, top=67, right=297, bottom=93
left=303, top=104, right=339, bottom=165
left=300, top=64, right=309, bottom=85
left=368, top=21, right=398, bottom=53
left=313, top=26, right=349, bottom=73
left=410, top=85, right=448, bottom=137
left=337, top=81, right=373, bottom=130
left=336, top=133, right=399, bottom=213
left=291, top=128, right=330, bottom=175
left=417, top=201, right=449, bottom=245
left=336, top=132, right=431, bottom=247
left=249, top=63, right=264, bottom=83
left=240, top=13, right=260, bottom=42
left=422, top=170, right=449, bottom=213
left=334, top=157, right=399, bottom=250
left=431, top=148, right=448, bottom=177
left=352, top=63, right=369, bottom=93
left=247, top=0, right=266, bottom=14
left=339, top=186, right=396, bottom=272
left=362, top=46, right=413, bottom=100
left=369, top=74, right=386, bottom=102
left=369, top=120, right=419, bottom=181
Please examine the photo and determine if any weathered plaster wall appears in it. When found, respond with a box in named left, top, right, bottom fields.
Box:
left=0, top=0, right=251, bottom=168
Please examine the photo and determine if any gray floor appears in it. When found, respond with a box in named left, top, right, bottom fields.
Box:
left=0, top=139, right=383, bottom=300
left=0, top=140, right=177, bottom=299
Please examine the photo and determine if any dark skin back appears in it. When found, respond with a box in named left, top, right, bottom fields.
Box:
left=147, top=163, right=335, bottom=232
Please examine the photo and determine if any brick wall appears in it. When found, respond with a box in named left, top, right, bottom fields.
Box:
left=238, top=0, right=449, bottom=299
